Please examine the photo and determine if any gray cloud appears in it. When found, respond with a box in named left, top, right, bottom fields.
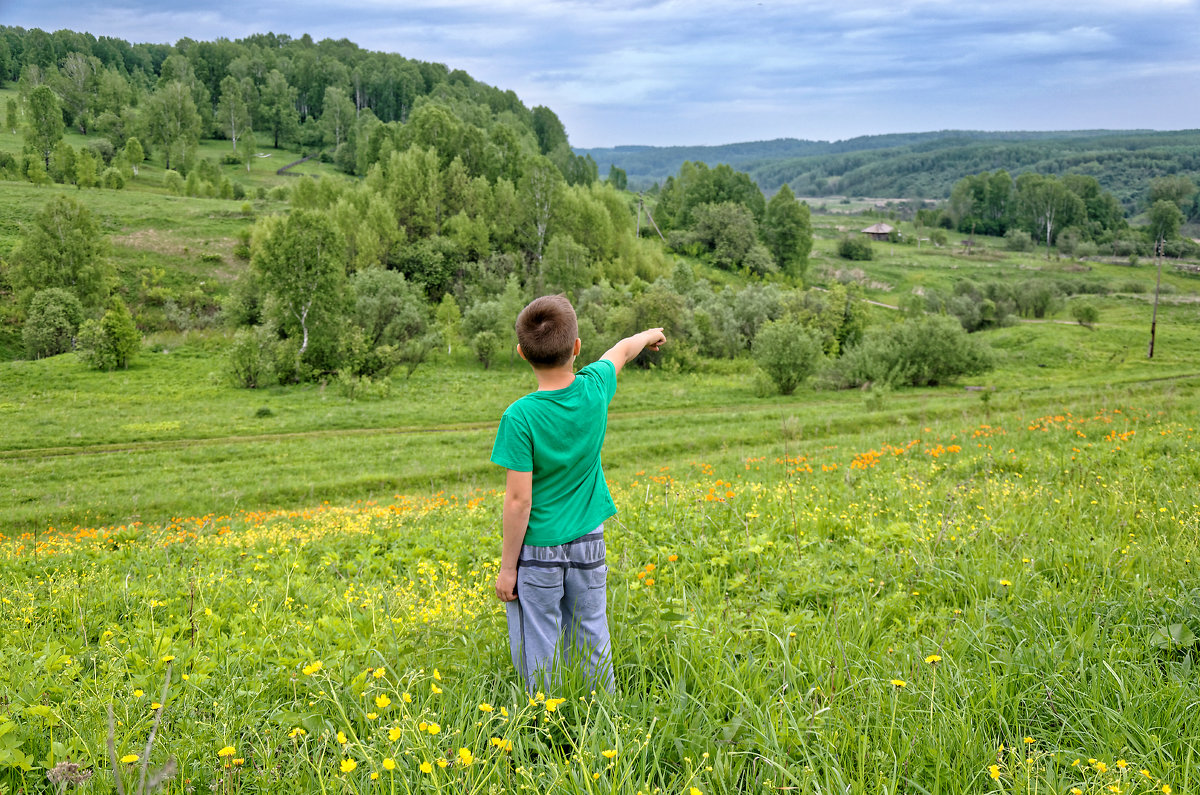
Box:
left=4, top=0, right=1200, bottom=145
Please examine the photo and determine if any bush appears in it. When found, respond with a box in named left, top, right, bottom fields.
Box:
left=77, top=297, right=140, bottom=370
left=100, top=167, right=125, bottom=190
left=832, top=315, right=993, bottom=388
left=162, top=169, right=184, bottom=194
left=471, top=330, right=501, bottom=369
left=752, top=318, right=823, bottom=395
left=837, top=235, right=873, bottom=261
left=1004, top=228, right=1034, bottom=252
left=1071, top=302, right=1099, bottom=329
left=23, top=288, right=84, bottom=358
left=227, top=325, right=277, bottom=388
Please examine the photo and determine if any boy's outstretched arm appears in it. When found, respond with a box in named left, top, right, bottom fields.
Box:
left=495, top=468, right=532, bottom=602
left=601, top=328, right=666, bottom=376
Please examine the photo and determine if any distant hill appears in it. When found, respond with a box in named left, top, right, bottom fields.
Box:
left=577, top=130, right=1200, bottom=209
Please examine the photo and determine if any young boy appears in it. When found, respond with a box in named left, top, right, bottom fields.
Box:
left=491, top=295, right=665, bottom=692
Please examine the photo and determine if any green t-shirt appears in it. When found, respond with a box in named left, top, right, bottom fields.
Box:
left=490, top=359, right=618, bottom=546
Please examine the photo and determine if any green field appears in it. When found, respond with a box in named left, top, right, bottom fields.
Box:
left=4, top=141, right=1200, bottom=792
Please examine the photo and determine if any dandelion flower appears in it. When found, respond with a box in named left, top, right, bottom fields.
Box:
left=340, top=758, right=356, bottom=773
left=420, top=761, right=433, bottom=774
left=602, top=749, right=617, bottom=759
left=161, top=655, right=175, bottom=662
left=232, top=758, right=244, bottom=767
left=150, top=702, right=162, bottom=710
left=890, top=679, right=906, bottom=688
left=375, top=694, right=391, bottom=709
left=218, top=746, right=235, bottom=758
left=120, top=754, right=138, bottom=764
left=925, top=654, right=942, bottom=664
left=999, top=580, right=1012, bottom=587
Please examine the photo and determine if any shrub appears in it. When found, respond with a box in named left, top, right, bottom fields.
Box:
left=77, top=297, right=140, bottom=370
left=471, top=330, right=501, bottom=369
left=1004, top=228, right=1034, bottom=252
left=227, top=325, right=277, bottom=388
left=837, top=235, right=873, bottom=261
left=162, top=169, right=184, bottom=194
left=100, top=167, right=125, bottom=190
left=832, top=315, right=993, bottom=388
left=1071, top=302, right=1099, bottom=329
left=23, top=288, right=84, bottom=358
left=752, top=317, right=823, bottom=395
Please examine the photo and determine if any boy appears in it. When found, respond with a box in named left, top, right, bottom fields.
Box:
left=491, top=294, right=665, bottom=692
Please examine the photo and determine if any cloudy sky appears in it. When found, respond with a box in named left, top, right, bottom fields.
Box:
left=4, top=0, right=1200, bottom=148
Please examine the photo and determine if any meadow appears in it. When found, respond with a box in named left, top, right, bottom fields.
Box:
left=4, top=150, right=1200, bottom=791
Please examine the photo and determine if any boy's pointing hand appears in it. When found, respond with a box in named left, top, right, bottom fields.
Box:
left=643, top=328, right=666, bottom=351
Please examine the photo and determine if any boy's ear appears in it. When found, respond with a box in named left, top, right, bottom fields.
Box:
left=572, top=338, right=581, bottom=356
left=516, top=344, right=528, bottom=361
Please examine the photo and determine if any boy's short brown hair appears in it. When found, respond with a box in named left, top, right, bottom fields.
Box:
left=516, top=295, right=578, bottom=367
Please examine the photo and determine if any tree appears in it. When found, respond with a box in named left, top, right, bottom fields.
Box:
left=687, top=201, right=759, bottom=270
left=142, top=80, right=201, bottom=171
left=763, top=184, right=813, bottom=279
left=22, top=288, right=84, bottom=358
left=9, top=195, right=109, bottom=310
left=122, top=137, right=144, bottom=177
left=252, top=209, right=348, bottom=373
left=258, top=69, right=299, bottom=149
left=5, top=97, right=18, bottom=133
left=23, top=84, right=62, bottom=170
left=77, top=296, right=140, bottom=370
left=753, top=318, right=823, bottom=395
left=1016, top=173, right=1084, bottom=257
left=56, top=51, right=101, bottom=133
left=607, top=165, right=627, bottom=191
left=1149, top=175, right=1197, bottom=211
left=531, top=105, right=567, bottom=155
left=216, top=75, right=252, bottom=152
left=320, top=86, right=355, bottom=149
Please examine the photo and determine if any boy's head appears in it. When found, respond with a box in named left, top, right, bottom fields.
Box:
left=515, top=295, right=579, bottom=368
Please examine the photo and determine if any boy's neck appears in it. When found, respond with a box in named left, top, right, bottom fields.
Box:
left=533, top=362, right=575, bottom=391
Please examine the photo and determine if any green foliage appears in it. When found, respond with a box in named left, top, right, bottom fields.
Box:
left=833, top=315, right=993, bottom=388
left=763, top=184, right=813, bottom=279
left=1147, top=199, right=1184, bottom=247
left=1003, top=228, right=1033, bottom=252
left=22, top=84, right=62, bottom=169
left=226, top=324, right=277, bottom=388
left=1071, top=301, right=1099, bottom=329
left=682, top=201, right=762, bottom=271
left=752, top=317, right=823, bottom=395
left=836, top=234, right=873, bottom=261
left=22, top=288, right=83, bottom=359
left=9, top=195, right=109, bottom=311
left=252, top=209, right=348, bottom=375
left=471, top=329, right=500, bottom=369
left=77, top=296, right=139, bottom=370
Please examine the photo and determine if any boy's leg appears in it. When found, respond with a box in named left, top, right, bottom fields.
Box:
left=506, top=547, right=566, bottom=692
left=561, top=527, right=615, bottom=693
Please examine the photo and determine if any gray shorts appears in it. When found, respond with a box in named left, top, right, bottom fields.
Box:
left=505, top=527, right=615, bottom=693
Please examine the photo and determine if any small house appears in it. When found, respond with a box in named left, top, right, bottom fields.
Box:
left=862, top=222, right=894, bottom=241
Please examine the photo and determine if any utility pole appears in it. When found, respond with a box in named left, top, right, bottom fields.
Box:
left=1148, top=236, right=1163, bottom=358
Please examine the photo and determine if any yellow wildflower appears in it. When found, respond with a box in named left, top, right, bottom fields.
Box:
left=925, top=654, right=941, bottom=664
left=218, top=746, right=235, bottom=758
left=133, top=689, right=144, bottom=698
left=431, top=683, right=442, bottom=694
left=436, top=758, right=448, bottom=768
left=388, top=726, right=402, bottom=742
left=602, top=749, right=617, bottom=759
left=337, top=731, right=347, bottom=745
left=478, top=703, right=494, bottom=712
left=160, top=655, right=175, bottom=662
left=427, top=722, right=441, bottom=735
left=374, top=694, right=391, bottom=709
left=120, top=754, right=138, bottom=764
left=458, top=748, right=473, bottom=766
left=383, top=758, right=396, bottom=771
left=989, top=765, right=1000, bottom=781
left=420, top=761, right=433, bottom=774
left=402, top=692, right=413, bottom=703
left=232, top=759, right=244, bottom=767
left=340, top=758, right=356, bottom=773
left=372, top=668, right=385, bottom=679
left=890, top=679, right=906, bottom=688
left=433, top=668, right=442, bottom=680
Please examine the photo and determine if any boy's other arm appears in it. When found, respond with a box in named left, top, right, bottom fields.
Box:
left=601, top=328, right=666, bottom=376
left=496, top=468, right=532, bottom=602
